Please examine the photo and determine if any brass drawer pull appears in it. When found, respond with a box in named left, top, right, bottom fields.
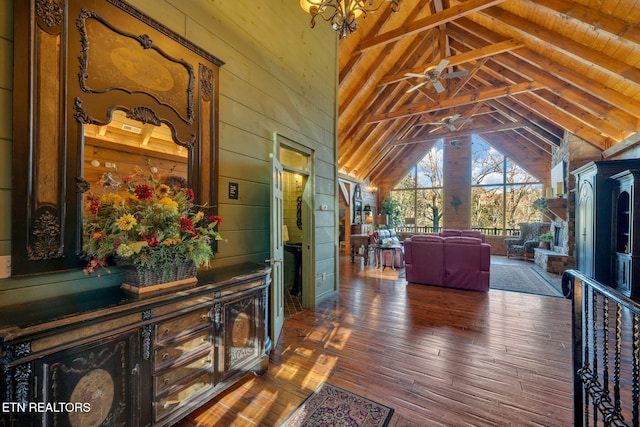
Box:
left=163, top=378, right=170, bottom=385
left=162, top=353, right=169, bottom=360
left=163, top=328, right=170, bottom=336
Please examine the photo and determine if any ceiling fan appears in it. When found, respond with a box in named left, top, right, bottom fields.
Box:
left=405, top=59, right=469, bottom=93
left=426, top=114, right=473, bottom=132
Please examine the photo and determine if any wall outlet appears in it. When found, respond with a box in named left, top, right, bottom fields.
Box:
left=0, top=256, right=11, bottom=279
left=322, top=272, right=326, bottom=281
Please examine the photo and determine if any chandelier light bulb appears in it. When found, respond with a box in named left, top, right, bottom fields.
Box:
left=300, top=0, right=399, bottom=38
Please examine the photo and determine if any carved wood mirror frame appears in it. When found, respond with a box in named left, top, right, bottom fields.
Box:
left=12, top=0, right=223, bottom=275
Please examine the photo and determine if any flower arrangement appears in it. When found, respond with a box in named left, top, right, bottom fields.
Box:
left=82, top=166, right=223, bottom=280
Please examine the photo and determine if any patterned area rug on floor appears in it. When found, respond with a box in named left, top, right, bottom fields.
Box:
left=490, top=264, right=563, bottom=297
left=279, top=382, right=394, bottom=427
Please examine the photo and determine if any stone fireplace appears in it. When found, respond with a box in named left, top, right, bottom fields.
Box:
left=551, top=219, right=569, bottom=255
left=534, top=212, right=570, bottom=274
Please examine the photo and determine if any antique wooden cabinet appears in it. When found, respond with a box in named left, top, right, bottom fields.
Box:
left=0, top=264, right=270, bottom=427
left=611, top=169, right=640, bottom=299
left=573, top=160, right=640, bottom=288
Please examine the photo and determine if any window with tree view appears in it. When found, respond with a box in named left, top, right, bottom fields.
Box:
left=391, top=140, right=445, bottom=233
left=391, top=137, right=543, bottom=235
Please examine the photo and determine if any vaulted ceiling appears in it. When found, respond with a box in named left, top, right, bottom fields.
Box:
left=337, top=0, right=640, bottom=192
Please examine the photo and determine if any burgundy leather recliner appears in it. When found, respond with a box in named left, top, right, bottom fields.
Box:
left=404, top=235, right=490, bottom=291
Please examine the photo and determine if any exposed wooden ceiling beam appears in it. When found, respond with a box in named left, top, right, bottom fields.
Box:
left=524, top=0, right=640, bottom=46
left=510, top=93, right=611, bottom=150
left=379, top=39, right=523, bottom=86
left=448, top=21, right=640, bottom=135
left=394, top=121, right=530, bottom=145
left=355, top=0, right=506, bottom=52
left=367, top=81, right=543, bottom=123
left=458, top=1, right=640, bottom=88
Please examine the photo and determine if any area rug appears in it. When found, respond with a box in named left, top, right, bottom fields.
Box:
left=279, top=382, right=394, bottom=427
left=490, top=263, right=563, bottom=297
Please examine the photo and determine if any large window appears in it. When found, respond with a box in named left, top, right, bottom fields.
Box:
left=391, top=137, right=542, bottom=235
left=471, top=138, right=542, bottom=234
left=391, top=141, right=444, bottom=233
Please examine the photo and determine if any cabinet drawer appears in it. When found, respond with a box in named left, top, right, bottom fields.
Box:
left=155, top=372, right=212, bottom=420
left=155, top=351, right=213, bottom=396
left=155, top=307, right=211, bottom=343
left=154, top=329, right=211, bottom=369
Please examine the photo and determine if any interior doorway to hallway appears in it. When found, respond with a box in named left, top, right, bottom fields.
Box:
left=282, top=170, right=306, bottom=317
left=276, top=137, right=313, bottom=318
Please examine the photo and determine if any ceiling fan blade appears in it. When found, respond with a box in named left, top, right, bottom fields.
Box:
left=406, top=81, right=428, bottom=93
left=457, top=119, right=474, bottom=124
left=435, top=59, right=450, bottom=73
left=450, top=114, right=461, bottom=121
left=433, top=80, right=445, bottom=93
left=405, top=73, right=426, bottom=78
left=441, top=70, right=469, bottom=79
left=447, top=123, right=457, bottom=131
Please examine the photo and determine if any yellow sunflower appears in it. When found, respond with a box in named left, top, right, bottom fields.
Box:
left=116, top=213, right=137, bottom=230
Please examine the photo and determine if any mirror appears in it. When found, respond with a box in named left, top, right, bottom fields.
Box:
left=353, top=185, right=362, bottom=224
left=11, top=0, right=223, bottom=275
left=83, top=110, right=188, bottom=187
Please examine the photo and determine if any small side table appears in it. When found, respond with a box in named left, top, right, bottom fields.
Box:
left=376, top=245, right=402, bottom=271
left=351, top=234, right=370, bottom=264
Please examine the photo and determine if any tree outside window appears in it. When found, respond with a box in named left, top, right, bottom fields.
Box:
left=391, top=137, right=542, bottom=235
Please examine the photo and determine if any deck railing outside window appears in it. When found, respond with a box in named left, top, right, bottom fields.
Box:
left=393, top=226, right=520, bottom=236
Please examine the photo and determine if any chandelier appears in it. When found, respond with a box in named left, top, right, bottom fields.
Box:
left=300, top=0, right=399, bottom=39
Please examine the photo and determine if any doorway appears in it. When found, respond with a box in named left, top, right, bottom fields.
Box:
left=283, top=171, right=306, bottom=317
left=273, top=133, right=314, bottom=324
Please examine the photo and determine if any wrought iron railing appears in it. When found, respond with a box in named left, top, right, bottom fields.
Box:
left=562, top=270, right=640, bottom=427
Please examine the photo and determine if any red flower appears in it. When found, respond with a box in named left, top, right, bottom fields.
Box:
left=89, top=199, right=101, bottom=214
left=134, top=184, right=153, bottom=200
left=184, top=188, right=195, bottom=201
left=144, top=233, right=159, bottom=247
left=209, top=215, right=223, bottom=225
left=180, top=218, right=194, bottom=232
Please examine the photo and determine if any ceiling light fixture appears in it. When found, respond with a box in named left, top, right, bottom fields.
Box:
left=300, top=0, right=399, bottom=39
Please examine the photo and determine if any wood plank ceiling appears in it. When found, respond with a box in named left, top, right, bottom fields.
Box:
left=336, top=0, right=640, bottom=192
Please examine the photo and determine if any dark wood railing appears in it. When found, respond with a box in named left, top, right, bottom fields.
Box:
left=393, top=226, right=520, bottom=236
left=562, top=270, right=640, bottom=427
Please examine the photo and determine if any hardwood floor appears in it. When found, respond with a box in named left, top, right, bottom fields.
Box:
left=177, top=256, right=573, bottom=426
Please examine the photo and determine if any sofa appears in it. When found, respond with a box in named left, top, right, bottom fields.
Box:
left=504, top=222, right=551, bottom=261
left=439, top=228, right=486, bottom=242
left=404, top=235, right=491, bottom=291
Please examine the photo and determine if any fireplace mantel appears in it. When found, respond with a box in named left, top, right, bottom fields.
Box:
left=545, top=198, right=567, bottom=221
